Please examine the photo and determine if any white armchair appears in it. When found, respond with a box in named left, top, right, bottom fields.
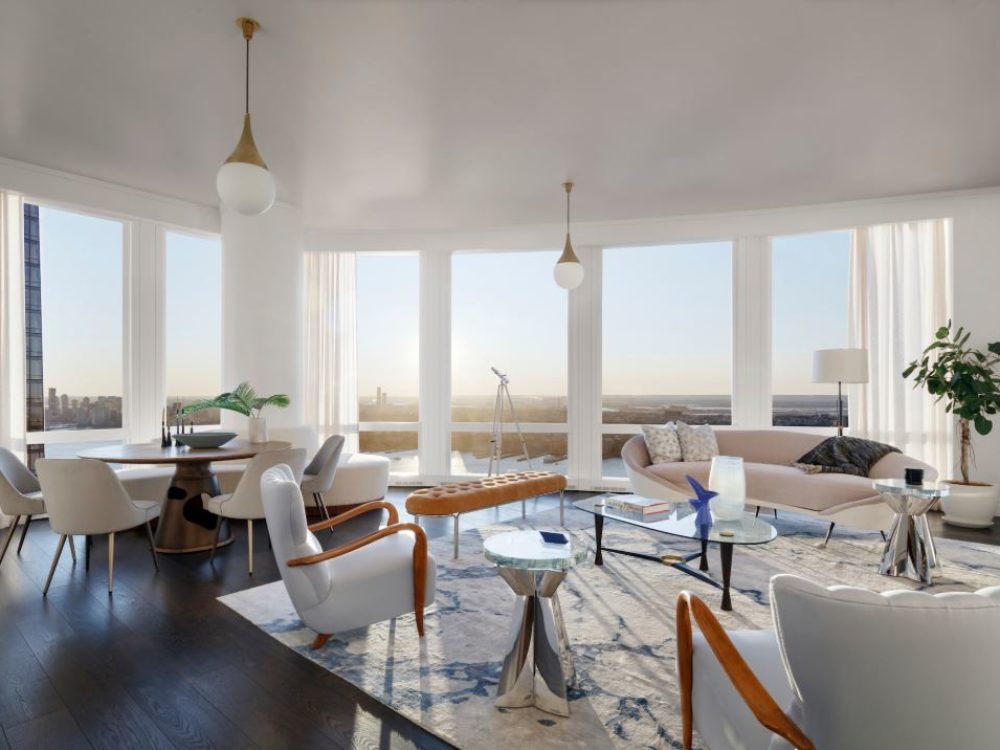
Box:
left=260, top=464, right=436, bottom=649
left=202, top=448, right=307, bottom=575
left=677, top=574, right=1000, bottom=749
left=36, top=459, right=161, bottom=595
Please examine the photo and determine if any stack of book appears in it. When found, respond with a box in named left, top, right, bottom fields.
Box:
left=604, top=496, right=673, bottom=516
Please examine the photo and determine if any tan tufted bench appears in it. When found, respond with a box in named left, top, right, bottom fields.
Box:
left=405, top=471, right=569, bottom=558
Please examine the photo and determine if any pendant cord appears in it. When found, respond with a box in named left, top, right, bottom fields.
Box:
left=244, top=37, right=250, bottom=114
left=566, top=190, right=570, bottom=233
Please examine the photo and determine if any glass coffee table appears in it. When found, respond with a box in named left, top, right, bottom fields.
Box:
left=573, top=495, right=778, bottom=611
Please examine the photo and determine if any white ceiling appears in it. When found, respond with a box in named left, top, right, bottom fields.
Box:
left=2, top=0, right=999, bottom=231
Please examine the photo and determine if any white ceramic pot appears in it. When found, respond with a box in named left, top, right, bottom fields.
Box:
left=248, top=416, right=269, bottom=444
left=941, top=482, right=1000, bottom=529
left=708, top=456, right=747, bottom=521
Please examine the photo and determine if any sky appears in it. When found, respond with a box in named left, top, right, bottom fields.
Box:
left=38, top=207, right=222, bottom=399
left=39, top=206, right=848, bottom=401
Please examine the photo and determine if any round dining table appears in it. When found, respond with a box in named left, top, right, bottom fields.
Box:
left=78, top=440, right=290, bottom=554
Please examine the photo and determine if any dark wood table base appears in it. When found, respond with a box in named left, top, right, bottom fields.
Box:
left=593, top=514, right=736, bottom=611
left=154, top=462, right=234, bottom=554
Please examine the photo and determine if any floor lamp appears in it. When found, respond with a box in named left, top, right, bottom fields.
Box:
left=812, top=348, right=869, bottom=436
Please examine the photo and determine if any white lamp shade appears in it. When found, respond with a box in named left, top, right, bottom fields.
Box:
left=812, top=348, right=869, bottom=384
left=216, top=161, right=276, bottom=216
left=553, top=260, right=584, bottom=290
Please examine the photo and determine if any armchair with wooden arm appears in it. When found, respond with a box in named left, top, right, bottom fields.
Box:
left=261, top=467, right=437, bottom=649
left=676, top=592, right=812, bottom=750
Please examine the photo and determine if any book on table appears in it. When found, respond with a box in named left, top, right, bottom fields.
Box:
left=604, top=496, right=673, bottom=515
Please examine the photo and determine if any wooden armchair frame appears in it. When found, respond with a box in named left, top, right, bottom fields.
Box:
left=286, top=500, right=428, bottom=647
left=676, top=592, right=814, bottom=750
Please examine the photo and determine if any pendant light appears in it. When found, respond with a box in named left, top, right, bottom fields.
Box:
left=553, top=181, right=584, bottom=290
left=216, top=17, right=276, bottom=216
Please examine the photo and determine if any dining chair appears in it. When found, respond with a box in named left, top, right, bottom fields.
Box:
left=260, top=464, right=436, bottom=648
left=36, top=459, right=161, bottom=595
left=202, top=448, right=306, bottom=575
left=0, top=447, right=77, bottom=566
left=300, top=434, right=345, bottom=522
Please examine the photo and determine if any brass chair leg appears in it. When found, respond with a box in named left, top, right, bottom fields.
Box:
left=247, top=519, right=254, bottom=576
left=107, top=532, right=115, bottom=595
left=16, top=514, right=32, bottom=554
left=68, top=535, right=77, bottom=564
left=43, top=535, right=67, bottom=596
left=145, top=521, right=159, bottom=571
left=0, top=515, right=21, bottom=565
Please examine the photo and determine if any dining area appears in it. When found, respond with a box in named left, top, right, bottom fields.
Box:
left=0, top=422, right=385, bottom=595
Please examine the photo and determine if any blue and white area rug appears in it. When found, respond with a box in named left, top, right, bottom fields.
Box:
left=219, top=508, right=1000, bottom=749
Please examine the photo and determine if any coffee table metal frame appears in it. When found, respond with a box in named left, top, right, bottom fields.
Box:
left=574, top=495, right=778, bottom=611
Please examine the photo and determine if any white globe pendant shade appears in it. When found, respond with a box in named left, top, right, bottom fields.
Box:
left=553, top=258, right=585, bottom=289
left=217, top=160, right=276, bottom=216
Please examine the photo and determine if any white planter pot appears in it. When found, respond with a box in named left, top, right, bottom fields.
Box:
left=941, top=482, right=1000, bottom=529
left=248, top=416, right=269, bottom=444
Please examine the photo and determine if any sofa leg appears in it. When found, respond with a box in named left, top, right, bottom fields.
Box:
left=311, top=633, right=331, bottom=650
left=755, top=505, right=761, bottom=519
left=821, top=522, right=836, bottom=547
left=880, top=529, right=887, bottom=542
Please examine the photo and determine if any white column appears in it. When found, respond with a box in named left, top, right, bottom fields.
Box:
left=731, top=236, right=771, bottom=428
left=567, top=245, right=602, bottom=489
left=122, top=220, right=164, bottom=443
left=419, top=249, right=451, bottom=481
left=221, top=204, right=304, bottom=430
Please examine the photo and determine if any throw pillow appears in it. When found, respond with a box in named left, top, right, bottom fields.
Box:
left=791, top=436, right=900, bottom=477
left=641, top=423, right=682, bottom=464
left=675, top=421, right=720, bottom=462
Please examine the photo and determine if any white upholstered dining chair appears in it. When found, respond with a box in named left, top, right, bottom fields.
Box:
left=36, top=459, right=161, bottom=595
left=300, top=434, right=345, bottom=522
left=0, top=448, right=75, bottom=566
left=202, top=448, right=306, bottom=575
left=677, top=574, right=1000, bottom=749
left=260, top=464, right=436, bottom=648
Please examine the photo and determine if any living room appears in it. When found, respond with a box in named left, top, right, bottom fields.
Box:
left=1, top=1, right=1000, bottom=748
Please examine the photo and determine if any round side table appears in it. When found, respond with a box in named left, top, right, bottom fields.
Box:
left=874, top=479, right=949, bottom=584
left=484, top=530, right=586, bottom=717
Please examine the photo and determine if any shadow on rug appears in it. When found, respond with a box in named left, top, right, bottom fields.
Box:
left=219, top=507, right=1000, bottom=749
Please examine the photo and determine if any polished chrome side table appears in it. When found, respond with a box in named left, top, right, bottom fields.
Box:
left=484, top=530, right=585, bottom=717
left=875, top=479, right=949, bottom=584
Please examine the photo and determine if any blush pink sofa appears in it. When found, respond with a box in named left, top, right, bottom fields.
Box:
left=622, top=431, right=936, bottom=534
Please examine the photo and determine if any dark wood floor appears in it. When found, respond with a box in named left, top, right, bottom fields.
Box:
left=2, top=489, right=997, bottom=749
left=0, top=489, right=574, bottom=750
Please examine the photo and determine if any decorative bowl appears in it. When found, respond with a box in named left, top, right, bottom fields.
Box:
left=174, top=431, right=237, bottom=449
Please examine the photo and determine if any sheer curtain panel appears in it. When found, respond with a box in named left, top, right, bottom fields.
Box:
left=848, top=219, right=954, bottom=476
left=304, top=251, right=359, bottom=452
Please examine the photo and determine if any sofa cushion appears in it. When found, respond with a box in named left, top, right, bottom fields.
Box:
left=646, top=461, right=878, bottom=513
left=792, top=436, right=900, bottom=477
left=641, top=423, right=682, bottom=464
left=675, top=421, right=719, bottom=462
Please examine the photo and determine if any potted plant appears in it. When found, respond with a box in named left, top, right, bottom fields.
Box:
left=903, top=322, right=1000, bottom=528
left=182, top=381, right=290, bottom=443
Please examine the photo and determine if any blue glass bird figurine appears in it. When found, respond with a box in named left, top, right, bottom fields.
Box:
left=686, top=475, right=716, bottom=532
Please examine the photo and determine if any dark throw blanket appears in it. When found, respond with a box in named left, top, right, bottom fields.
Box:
left=791, top=436, right=900, bottom=477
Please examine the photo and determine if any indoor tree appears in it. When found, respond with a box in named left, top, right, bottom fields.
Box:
left=903, top=322, right=1000, bottom=484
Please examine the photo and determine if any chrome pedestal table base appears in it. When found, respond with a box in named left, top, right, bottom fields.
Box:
left=495, top=567, right=576, bottom=717
left=876, top=481, right=945, bottom=585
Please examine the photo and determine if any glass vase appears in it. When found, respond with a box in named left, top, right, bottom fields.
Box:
left=708, top=456, right=746, bottom=521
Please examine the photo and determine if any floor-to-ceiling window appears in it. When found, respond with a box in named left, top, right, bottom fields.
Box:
left=771, top=230, right=850, bottom=427
left=450, top=250, right=568, bottom=475
left=601, top=241, right=733, bottom=477
left=24, top=203, right=125, bottom=465
left=357, top=253, right=420, bottom=474
left=165, top=230, right=222, bottom=426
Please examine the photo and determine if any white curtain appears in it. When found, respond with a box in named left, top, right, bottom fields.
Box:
left=0, top=192, right=27, bottom=529
left=848, top=219, right=954, bottom=476
left=304, top=251, right=359, bottom=452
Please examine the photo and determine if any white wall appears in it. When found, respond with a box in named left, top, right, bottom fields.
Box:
left=221, top=204, right=305, bottom=431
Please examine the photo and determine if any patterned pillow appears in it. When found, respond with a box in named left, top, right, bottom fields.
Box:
left=641, top=423, right=682, bottom=464
left=675, top=421, right=720, bottom=462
